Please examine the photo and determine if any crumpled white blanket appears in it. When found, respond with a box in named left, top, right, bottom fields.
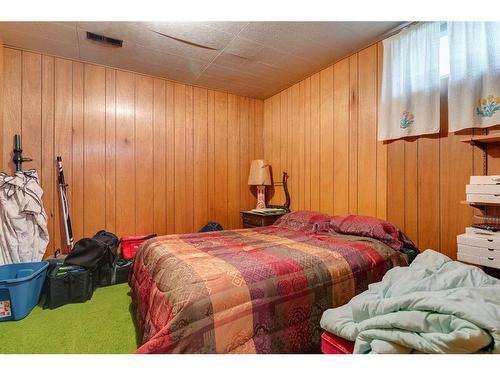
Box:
left=0, top=170, right=49, bottom=265
left=320, top=250, right=500, bottom=354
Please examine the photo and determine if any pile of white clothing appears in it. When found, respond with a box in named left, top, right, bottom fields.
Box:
left=0, top=170, right=49, bottom=265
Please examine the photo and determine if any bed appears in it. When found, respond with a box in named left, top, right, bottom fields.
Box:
left=129, top=212, right=417, bottom=354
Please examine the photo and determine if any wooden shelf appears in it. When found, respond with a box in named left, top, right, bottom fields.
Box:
left=461, top=134, right=500, bottom=144
left=461, top=200, right=500, bottom=207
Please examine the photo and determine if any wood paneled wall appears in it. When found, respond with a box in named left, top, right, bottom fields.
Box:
left=1, top=47, right=264, bottom=257
left=386, top=82, right=500, bottom=260
left=262, top=43, right=387, bottom=220
left=0, top=42, right=3, bottom=169
left=263, top=42, right=499, bottom=259
left=4, top=40, right=497, bottom=261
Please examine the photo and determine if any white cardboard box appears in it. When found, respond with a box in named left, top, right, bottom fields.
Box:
left=469, top=175, right=500, bottom=185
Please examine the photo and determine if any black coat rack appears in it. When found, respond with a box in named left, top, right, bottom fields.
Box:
left=13, top=134, right=32, bottom=172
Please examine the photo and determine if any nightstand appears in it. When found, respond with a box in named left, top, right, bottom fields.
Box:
left=240, top=210, right=286, bottom=228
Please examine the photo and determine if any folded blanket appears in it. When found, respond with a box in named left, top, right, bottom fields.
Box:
left=320, top=250, right=500, bottom=354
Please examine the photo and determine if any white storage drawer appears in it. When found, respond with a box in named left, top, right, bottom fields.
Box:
left=470, top=175, right=500, bottom=185
left=465, top=227, right=500, bottom=238
left=466, top=184, right=500, bottom=194
left=457, top=252, right=500, bottom=269
left=457, top=233, right=500, bottom=250
left=457, top=244, right=500, bottom=258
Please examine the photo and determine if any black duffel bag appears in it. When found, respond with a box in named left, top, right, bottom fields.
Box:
left=97, top=258, right=134, bottom=287
left=64, top=231, right=118, bottom=271
left=43, top=264, right=95, bottom=309
left=43, top=231, right=119, bottom=309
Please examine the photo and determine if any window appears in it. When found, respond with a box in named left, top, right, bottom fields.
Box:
left=447, top=22, right=500, bottom=132
left=378, top=22, right=441, bottom=140
left=439, top=22, right=449, bottom=78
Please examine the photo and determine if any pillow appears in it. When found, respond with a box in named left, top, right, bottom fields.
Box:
left=274, top=211, right=331, bottom=232
left=329, top=215, right=404, bottom=250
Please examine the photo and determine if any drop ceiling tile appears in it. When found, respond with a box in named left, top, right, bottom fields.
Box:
left=200, top=63, right=261, bottom=82
left=222, top=37, right=268, bottom=61
left=195, top=75, right=248, bottom=95
left=239, top=61, right=292, bottom=81
left=223, top=37, right=325, bottom=78
left=78, top=30, right=207, bottom=78
left=209, top=65, right=298, bottom=91
left=237, top=22, right=299, bottom=51
left=145, top=64, right=199, bottom=84
left=278, top=22, right=346, bottom=41
left=341, top=21, right=403, bottom=35
left=144, top=22, right=235, bottom=50
left=237, top=22, right=333, bottom=60
left=193, top=74, right=221, bottom=85
left=0, top=22, right=78, bottom=45
left=0, top=28, right=79, bottom=59
left=211, top=52, right=249, bottom=69
left=77, top=22, right=220, bottom=62
left=263, top=53, right=322, bottom=76
left=276, top=21, right=372, bottom=53
left=225, top=37, right=299, bottom=65
left=203, top=22, right=249, bottom=35
left=237, top=21, right=395, bottom=68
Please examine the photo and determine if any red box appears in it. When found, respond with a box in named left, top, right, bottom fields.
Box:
left=120, top=234, right=156, bottom=261
left=321, top=331, right=354, bottom=354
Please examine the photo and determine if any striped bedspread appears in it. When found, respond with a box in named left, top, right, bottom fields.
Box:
left=129, top=225, right=410, bottom=353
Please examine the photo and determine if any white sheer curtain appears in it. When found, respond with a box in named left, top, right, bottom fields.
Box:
left=448, top=22, right=500, bottom=132
left=378, top=22, right=441, bottom=141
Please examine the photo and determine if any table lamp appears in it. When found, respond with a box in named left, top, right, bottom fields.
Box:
left=248, top=159, right=272, bottom=209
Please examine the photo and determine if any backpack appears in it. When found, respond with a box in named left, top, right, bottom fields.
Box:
left=63, top=231, right=119, bottom=271
left=198, top=222, right=223, bottom=232
left=93, top=230, right=120, bottom=256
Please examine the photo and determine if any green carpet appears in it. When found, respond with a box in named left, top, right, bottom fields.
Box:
left=0, top=283, right=138, bottom=354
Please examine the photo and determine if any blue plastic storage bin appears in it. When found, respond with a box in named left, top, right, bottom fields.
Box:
left=0, top=261, right=48, bottom=321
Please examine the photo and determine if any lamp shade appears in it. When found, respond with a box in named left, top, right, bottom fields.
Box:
left=248, top=159, right=272, bottom=186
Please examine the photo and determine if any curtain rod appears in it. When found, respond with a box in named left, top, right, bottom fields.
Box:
left=378, top=21, right=419, bottom=41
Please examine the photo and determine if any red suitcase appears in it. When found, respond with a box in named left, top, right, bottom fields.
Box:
left=321, top=331, right=354, bottom=354
left=120, top=234, right=156, bottom=260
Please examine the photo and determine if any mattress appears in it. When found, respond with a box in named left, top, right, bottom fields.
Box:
left=129, top=219, right=412, bottom=353
left=321, top=331, right=354, bottom=354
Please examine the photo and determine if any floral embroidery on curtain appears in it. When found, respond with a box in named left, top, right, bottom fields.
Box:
left=448, top=22, right=500, bottom=132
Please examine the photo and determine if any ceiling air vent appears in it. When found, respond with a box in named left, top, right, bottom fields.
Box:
left=86, top=32, right=123, bottom=47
